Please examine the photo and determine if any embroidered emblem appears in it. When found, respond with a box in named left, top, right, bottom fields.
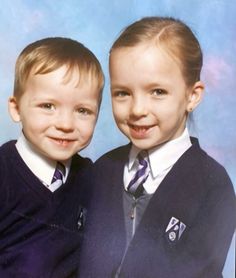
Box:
left=165, top=216, right=186, bottom=242
left=169, top=231, right=176, bottom=241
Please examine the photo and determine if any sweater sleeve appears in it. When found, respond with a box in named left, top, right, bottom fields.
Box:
left=176, top=165, right=236, bottom=278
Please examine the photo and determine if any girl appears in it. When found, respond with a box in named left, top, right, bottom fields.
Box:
left=79, top=17, right=236, bottom=278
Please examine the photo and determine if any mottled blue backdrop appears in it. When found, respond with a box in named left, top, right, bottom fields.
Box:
left=0, top=1, right=235, bottom=277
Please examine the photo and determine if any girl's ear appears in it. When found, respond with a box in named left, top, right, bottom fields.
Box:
left=187, top=81, right=204, bottom=112
left=8, top=96, right=21, bottom=122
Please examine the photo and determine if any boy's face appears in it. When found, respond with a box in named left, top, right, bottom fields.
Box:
left=9, top=66, right=100, bottom=162
left=110, top=43, right=202, bottom=150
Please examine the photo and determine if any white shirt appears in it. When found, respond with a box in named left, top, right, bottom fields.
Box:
left=124, top=128, right=192, bottom=194
left=16, top=133, right=71, bottom=192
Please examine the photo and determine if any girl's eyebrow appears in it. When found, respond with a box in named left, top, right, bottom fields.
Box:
left=110, top=84, right=129, bottom=90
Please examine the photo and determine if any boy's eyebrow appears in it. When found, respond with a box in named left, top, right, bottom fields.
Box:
left=30, top=95, right=57, bottom=101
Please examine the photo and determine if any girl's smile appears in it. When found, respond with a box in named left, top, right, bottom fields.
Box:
left=128, top=124, right=155, bottom=139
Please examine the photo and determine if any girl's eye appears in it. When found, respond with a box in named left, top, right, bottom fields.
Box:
left=113, top=90, right=130, bottom=97
left=40, top=103, right=55, bottom=110
left=152, top=89, right=167, bottom=96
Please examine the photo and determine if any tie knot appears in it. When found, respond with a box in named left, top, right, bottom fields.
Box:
left=137, top=151, right=149, bottom=168
left=51, top=162, right=65, bottom=184
left=57, top=162, right=65, bottom=176
left=127, top=151, right=149, bottom=198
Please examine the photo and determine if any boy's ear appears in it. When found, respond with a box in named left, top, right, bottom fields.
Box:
left=187, top=81, right=204, bottom=112
left=8, top=96, right=21, bottom=122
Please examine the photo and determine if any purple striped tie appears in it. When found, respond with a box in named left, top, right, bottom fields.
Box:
left=127, top=152, right=149, bottom=198
left=51, top=162, right=65, bottom=187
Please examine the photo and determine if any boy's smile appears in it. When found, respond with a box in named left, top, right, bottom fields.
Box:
left=48, top=137, right=77, bottom=147
left=9, top=66, right=100, bottom=162
left=110, top=42, right=202, bottom=150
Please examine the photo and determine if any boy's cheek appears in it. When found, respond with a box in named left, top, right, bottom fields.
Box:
left=77, top=121, right=96, bottom=138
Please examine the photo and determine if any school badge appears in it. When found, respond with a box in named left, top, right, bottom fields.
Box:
left=165, top=216, right=186, bottom=242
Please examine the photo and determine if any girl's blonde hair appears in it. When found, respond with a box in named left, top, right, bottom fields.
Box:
left=110, top=17, right=202, bottom=87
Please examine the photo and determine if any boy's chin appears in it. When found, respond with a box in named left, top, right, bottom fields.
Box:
left=41, top=152, right=74, bottom=163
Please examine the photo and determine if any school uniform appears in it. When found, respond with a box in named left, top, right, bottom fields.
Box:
left=0, top=136, right=91, bottom=278
left=79, top=134, right=236, bottom=278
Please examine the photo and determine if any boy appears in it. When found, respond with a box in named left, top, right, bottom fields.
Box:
left=0, top=37, right=104, bottom=277
left=79, top=17, right=236, bottom=277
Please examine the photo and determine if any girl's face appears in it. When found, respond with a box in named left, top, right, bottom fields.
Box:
left=110, top=42, right=203, bottom=150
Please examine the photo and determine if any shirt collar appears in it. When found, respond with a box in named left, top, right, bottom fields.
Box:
left=128, top=128, right=192, bottom=178
left=128, top=144, right=141, bottom=171
left=15, top=132, right=71, bottom=186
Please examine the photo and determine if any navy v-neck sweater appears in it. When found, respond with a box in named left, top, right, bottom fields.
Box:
left=79, top=137, right=236, bottom=278
left=0, top=141, right=91, bottom=278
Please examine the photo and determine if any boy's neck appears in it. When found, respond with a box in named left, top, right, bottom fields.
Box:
left=15, top=132, right=71, bottom=187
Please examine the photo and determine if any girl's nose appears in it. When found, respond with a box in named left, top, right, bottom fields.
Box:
left=130, top=95, right=148, bottom=118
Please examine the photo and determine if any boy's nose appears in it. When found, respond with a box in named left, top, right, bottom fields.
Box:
left=55, top=111, right=74, bottom=132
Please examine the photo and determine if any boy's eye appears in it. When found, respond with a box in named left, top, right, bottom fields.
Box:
left=39, top=103, right=55, bottom=110
left=152, top=89, right=167, bottom=96
left=77, top=107, right=91, bottom=115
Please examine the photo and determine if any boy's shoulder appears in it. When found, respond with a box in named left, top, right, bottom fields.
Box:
left=0, top=140, right=16, bottom=153
left=70, top=153, right=93, bottom=178
left=0, top=141, right=24, bottom=199
left=71, top=152, right=92, bottom=167
left=0, top=141, right=17, bottom=166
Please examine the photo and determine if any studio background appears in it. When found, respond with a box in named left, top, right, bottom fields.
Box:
left=0, top=0, right=235, bottom=277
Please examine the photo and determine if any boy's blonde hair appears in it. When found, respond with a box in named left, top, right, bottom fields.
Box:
left=14, top=37, right=104, bottom=100
left=110, top=17, right=202, bottom=88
